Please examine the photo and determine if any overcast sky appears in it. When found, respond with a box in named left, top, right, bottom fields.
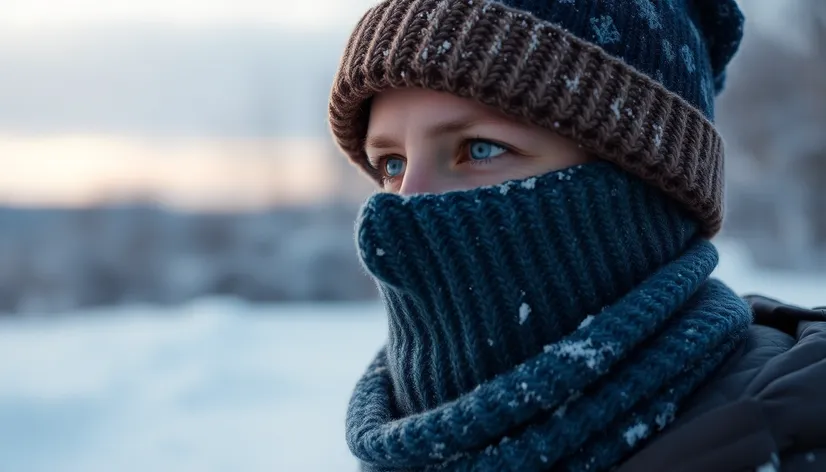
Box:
left=0, top=0, right=805, bottom=138
left=4, top=0, right=379, bottom=30
left=2, top=0, right=796, bottom=33
left=0, top=0, right=806, bottom=140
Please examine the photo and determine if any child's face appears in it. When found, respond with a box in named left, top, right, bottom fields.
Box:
left=364, top=88, right=592, bottom=195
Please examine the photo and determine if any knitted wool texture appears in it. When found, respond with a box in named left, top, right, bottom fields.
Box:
left=350, top=162, right=753, bottom=471
left=329, top=0, right=745, bottom=236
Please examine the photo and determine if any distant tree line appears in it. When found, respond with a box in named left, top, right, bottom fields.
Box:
left=0, top=203, right=377, bottom=314
left=718, top=0, right=826, bottom=270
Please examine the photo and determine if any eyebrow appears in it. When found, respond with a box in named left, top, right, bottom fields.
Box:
left=363, top=116, right=500, bottom=152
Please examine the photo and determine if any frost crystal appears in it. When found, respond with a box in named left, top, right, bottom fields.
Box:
left=611, top=99, right=622, bottom=119
left=655, top=69, right=665, bottom=83
left=624, top=423, right=649, bottom=446
left=634, top=0, right=662, bottom=29
left=655, top=403, right=677, bottom=430
left=489, top=37, right=503, bottom=56
left=565, top=74, right=581, bottom=92
left=527, top=23, right=543, bottom=55
left=662, top=39, right=675, bottom=62
left=578, top=315, right=595, bottom=330
left=590, top=16, right=621, bottom=44
left=521, top=177, right=537, bottom=189
left=430, top=442, right=447, bottom=459
left=519, top=303, right=531, bottom=324
left=756, top=458, right=779, bottom=472
left=553, top=404, right=567, bottom=418
left=545, top=338, right=616, bottom=370
left=680, top=45, right=695, bottom=73
left=653, top=124, right=663, bottom=148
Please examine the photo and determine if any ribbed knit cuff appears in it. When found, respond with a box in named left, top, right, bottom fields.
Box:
left=356, top=162, right=698, bottom=415
left=330, top=0, right=725, bottom=236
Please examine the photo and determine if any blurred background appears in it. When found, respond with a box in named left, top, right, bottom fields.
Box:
left=0, top=0, right=824, bottom=470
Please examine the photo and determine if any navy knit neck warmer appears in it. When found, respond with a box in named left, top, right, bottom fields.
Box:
left=350, top=162, right=752, bottom=471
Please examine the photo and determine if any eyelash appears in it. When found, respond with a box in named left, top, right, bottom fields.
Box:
left=369, top=138, right=513, bottom=182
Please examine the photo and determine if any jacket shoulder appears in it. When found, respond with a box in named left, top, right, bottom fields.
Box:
left=617, top=295, right=826, bottom=472
left=744, top=294, right=826, bottom=335
left=672, top=295, right=826, bottom=422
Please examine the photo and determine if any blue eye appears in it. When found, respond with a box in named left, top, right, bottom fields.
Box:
left=468, top=140, right=507, bottom=160
left=384, top=157, right=406, bottom=177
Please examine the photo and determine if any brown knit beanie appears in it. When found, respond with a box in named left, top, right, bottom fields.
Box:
left=327, top=0, right=745, bottom=236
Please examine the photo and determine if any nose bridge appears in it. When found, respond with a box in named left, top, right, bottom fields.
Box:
left=398, top=132, right=458, bottom=195
left=398, top=153, right=439, bottom=195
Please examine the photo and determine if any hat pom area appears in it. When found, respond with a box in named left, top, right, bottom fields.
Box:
left=690, top=0, right=745, bottom=94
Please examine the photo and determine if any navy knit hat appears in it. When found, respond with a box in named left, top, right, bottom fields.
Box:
left=328, top=0, right=744, bottom=236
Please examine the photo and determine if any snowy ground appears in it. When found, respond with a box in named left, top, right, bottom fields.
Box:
left=0, top=301, right=386, bottom=472
left=0, top=241, right=823, bottom=472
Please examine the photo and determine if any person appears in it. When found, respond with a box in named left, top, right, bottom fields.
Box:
left=327, top=0, right=826, bottom=470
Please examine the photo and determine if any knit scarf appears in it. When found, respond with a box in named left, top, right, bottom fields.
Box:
left=349, top=162, right=752, bottom=472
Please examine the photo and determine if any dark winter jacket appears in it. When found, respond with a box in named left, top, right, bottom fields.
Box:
left=618, top=296, right=826, bottom=472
